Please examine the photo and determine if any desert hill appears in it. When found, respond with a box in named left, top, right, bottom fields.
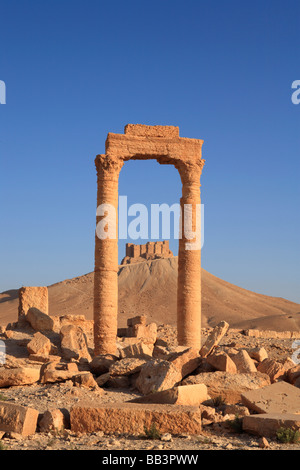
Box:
left=0, top=257, right=299, bottom=331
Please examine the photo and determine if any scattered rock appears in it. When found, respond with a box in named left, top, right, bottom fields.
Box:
left=70, top=402, right=202, bottom=435
left=135, top=360, right=181, bottom=395
left=27, top=332, right=51, bottom=356
left=241, top=381, right=300, bottom=414
left=200, top=321, right=229, bottom=357
left=39, top=408, right=70, bottom=432
left=89, top=354, right=118, bottom=375
left=0, top=367, right=40, bottom=388
left=0, top=401, right=39, bottom=436
left=109, top=358, right=147, bottom=376
left=182, top=371, right=271, bottom=404
left=206, top=351, right=237, bottom=373
left=26, top=307, right=54, bottom=332
left=243, top=413, right=300, bottom=438
left=248, top=347, right=268, bottom=363
left=231, top=350, right=257, bottom=373
left=129, top=384, right=208, bottom=406
left=257, top=359, right=288, bottom=383
left=60, top=324, right=91, bottom=362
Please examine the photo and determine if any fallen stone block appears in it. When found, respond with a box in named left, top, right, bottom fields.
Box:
left=0, top=401, right=39, bottom=436
left=135, top=360, right=182, bottom=395
left=287, top=365, right=300, bottom=385
left=231, top=350, right=257, bottom=373
left=127, top=316, right=147, bottom=327
left=27, top=332, right=51, bottom=356
left=119, top=341, right=153, bottom=359
left=95, top=372, right=110, bottom=387
left=200, top=321, right=229, bottom=357
left=223, top=404, right=250, bottom=417
left=241, top=381, right=300, bottom=414
left=72, top=372, right=100, bottom=390
left=168, top=348, right=201, bottom=378
left=89, top=354, right=118, bottom=376
left=70, top=402, right=202, bottom=435
left=39, top=408, right=70, bottom=432
left=0, top=367, right=40, bottom=388
left=242, top=413, right=300, bottom=438
left=60, top=324, right=91, bottom=362
left=26, top=307, right=54, bottom=332
left=206, top=351, right=237, bottom=373
left=132, top=322, right=157, bottom=344
left=109, top=358, right=147, bottom=376
left=129, top=384, right=208, bottom=406
left=257, top=358, right=288, bottom=383
left=40, top=361, right=79, bottom=384
left=18, top=286, right=48, bottom=321
left=247, top=347, right=268, bottom=363
left=244, top=329, right=300, bottom=339
left=106, top=376, right=131, bottom=388
left=182, top=371, right=271, bottom=404
left=28, top=354, right=61, bottom=364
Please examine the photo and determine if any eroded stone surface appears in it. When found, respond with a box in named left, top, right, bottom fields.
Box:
left=70, top=402, right=202, bottom=435
left=0, top=401, right=39, bottom=436
left=243, top=413, right=300, bottom=438
left=241, top=381, right=300, bottom=414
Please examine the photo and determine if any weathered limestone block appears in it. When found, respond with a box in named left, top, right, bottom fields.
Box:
left=132, top=323, right=157, bottom=345
left=168, top=348, right=201, bottom=378
left=28, top=354, right=61, bottom=364
left=40, top=361, right=79, bottom=384
left=247, top=347, right=268, bottom=363
left=206, top=351, right=237, bottom=373
left=27, top=332, right=51, bottom=356
left=287, top=365, right=300, bottom=384
left=129, top=384, right=208, bottom=406
left=72, top=372, right=100, bottom=390
left=60, top=324, right=91, bottom=362
left=95, top=372, right=110, bottom=387
left=70, top=402, right=202, bottom=435
left=119, top=341, right=153, bottom=359
left=39, top=408, right=70, bottom=432
left=0, top=367, right=40, bottom=388
left=109, top=358, right=147, bottom=376
left=231, top=350, right=257, bottom=373
left=106, top=376, right=131, bottom=388
left=182, top=371, right=271, bottom=404
left=257, top=358, right=288, bottom=383
left=0, top=402, right=39, bottom=436
left=127, top=316, right=147, bottom=327
left=242, top=413, right=300, bottom=438
left=18, top=286, right=48, bottom=320
left=223, top=404, right=250, bottom=417
left=200, top=321, right=229, bottom=357
left=241, top=381, right=300, bottom=414
left=26, top=307, right=54, bottom=332
left=89, top=354, right=118, bottom=376
left=135, top=360, right=182, bottom=395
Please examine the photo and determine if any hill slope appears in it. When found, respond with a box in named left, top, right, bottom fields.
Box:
left=0, top=257, right=299, bottom=331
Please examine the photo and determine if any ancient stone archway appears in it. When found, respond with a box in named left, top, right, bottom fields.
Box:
left=94, top=124, right=205, bottom=355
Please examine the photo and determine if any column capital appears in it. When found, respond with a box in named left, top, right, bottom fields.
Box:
left=176, top=160, right=205, bottom=185
left=95, top=154, right=124, bottom=179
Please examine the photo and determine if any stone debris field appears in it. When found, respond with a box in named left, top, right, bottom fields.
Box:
left=0, top=286, right=300, bottom=451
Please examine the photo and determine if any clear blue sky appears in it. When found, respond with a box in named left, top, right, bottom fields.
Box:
left=0, top=0, right=299, bottom=303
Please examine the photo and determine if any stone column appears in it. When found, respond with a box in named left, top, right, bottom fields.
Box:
left=94, top=155, right=123, bottom=355
left=177, top=161, right=205, bottom=350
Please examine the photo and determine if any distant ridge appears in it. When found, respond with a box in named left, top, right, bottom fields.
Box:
left=0, top=257, right=299, bottom=331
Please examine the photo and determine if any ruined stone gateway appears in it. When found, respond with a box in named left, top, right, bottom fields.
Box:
left=94, top=124, right=205, bottom=355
